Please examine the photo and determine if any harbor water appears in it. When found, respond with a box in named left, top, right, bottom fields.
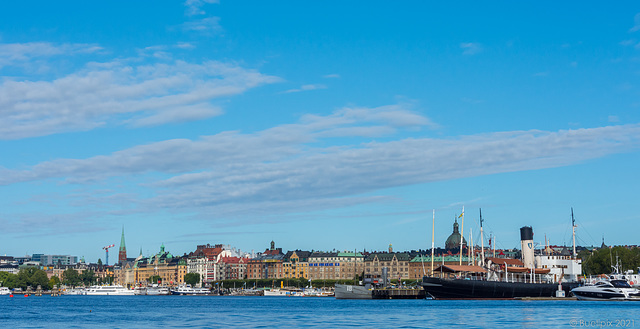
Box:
left=1, top=295, right=639, bottom=328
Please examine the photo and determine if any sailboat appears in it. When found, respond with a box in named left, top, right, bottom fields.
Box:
left=420, top=208, right=580, bottom=299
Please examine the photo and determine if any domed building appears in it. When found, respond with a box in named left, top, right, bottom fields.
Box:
left=445, top=218, right=467, bottom=250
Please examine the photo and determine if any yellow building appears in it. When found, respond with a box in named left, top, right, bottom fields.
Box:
left=283, top=250, right=310, bottom=279
left=115, top=244, right=187, bottom=287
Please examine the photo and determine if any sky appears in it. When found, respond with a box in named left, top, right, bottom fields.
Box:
left=1, top=1, right=640, bottom=263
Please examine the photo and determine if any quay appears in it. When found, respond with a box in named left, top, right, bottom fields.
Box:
left=372, top=288, right=426, bottom=299
left=514, top=297, right=577, bottom=301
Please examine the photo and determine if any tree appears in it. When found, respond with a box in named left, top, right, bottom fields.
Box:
left=582, top=246, right=640, bottom=275
left=97, top=258, right=103, bottom=266
left=62, top=268, right=81, bottom=287
left=81, top=270, right=95, bottom=286
left=49, top=276, right=61, bottom=289
left=0, top=271, right=17, bottom=289
left=16, top=268, right=50, bottom=290
left=184, top=273, right=200, bottom=286
left=149, top=275, right=162, bottom=284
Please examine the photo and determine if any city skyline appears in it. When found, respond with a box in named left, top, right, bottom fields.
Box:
left=1, top=1, right=640, bottom=262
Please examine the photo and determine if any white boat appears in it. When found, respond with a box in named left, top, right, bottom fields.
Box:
left=571, top=280, right=640, bottom=301
left=147, top=285, right=171, bottom=295
left=133, top=286, right=146, bottom=295
left=263, top=289, right=304, bottom=297
left=0, top=287, right=10, bottom=295
left=85, top=285, right=135, bottom=296
left=63, top=288, right=86, bottom=295
left=171, top=284, right=210, bottom=295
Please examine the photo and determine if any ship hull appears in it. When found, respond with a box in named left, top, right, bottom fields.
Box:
left=421, top=276, right=577, bottom=299
left=334, top=284, right=372, bottom=299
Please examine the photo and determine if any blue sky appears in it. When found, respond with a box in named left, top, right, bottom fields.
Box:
left=1, top=1, right=640, bottom=262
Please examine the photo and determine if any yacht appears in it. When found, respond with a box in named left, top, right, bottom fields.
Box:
left=147, top=285, right=171, bottom=295
left=171, top=284, right=210, bottom=295
left=263, top=288, right=304, bottom=297
left=133, top=286, right=146, bottom=295
left=571, top=280, right=640, bottom=301
left=85, top=285, right=135, bottom=296
left=63, top=288, right=86, bottom=295
left=0, top=287, right=10, bottom=295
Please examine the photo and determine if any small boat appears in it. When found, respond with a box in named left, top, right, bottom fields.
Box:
left=171, top=284, right=210, bottom=295
left=85, top=285, right=135, bottom=296
left=63, top=288, right=86, bottom=295
left=133, top=286, right=146, bottom=295
left=147, top=285, right=171, bottom=295
left=571, top=280, right=640, bottom=301
left=263, top=288, right=304, bottom=297
left=0, top=287, right=10, bottom=295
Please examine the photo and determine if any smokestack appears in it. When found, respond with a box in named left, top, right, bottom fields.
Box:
left=520, top=226, right=534, bottom=269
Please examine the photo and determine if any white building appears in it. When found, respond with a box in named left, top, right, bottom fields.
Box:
left=536, top=255, right=582, bottom=283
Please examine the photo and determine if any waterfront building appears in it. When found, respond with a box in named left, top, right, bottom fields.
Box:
left=247, top=241, right=284, bottom=279
left=308, top=252, right=339, bottom=280
left=0, top=263, right=19, bottom=274
left=364, top=252, right=412, bottom=280
left=283, top=250, right=311, bottom=279
left=31, top=254, right=78, bottom=266
left=335, top=251, right=365, bottom=280
left=115, top=244, right=187, bottom=286
left=217, top=256, right=248, bottom=280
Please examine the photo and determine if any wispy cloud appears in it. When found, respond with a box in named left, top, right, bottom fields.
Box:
left=184, top=0, right=219, bottom=16
left=630, top=13, right=640, bottom=32
left=283, top=84, right=327, bottom=93
left=533, top=71, right=549, bottom=77
left=608, top=115, right=620, bottom=123
left=0, top=56, right=281, bottom=139
left=323, top=74, right=340, bottom=79
left=2, top=100, right=639, bottom=231
left=182, top=17, right=222, bottom=33
left=0, top=42, right=102, bottom=68
left=460, top=42, right=482, bottom=55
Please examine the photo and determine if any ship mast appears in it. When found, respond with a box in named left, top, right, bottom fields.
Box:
left=431, top=209, right=435, bottom=276
left=459, top=206, right=464, bottom=266
left=571, top=208, right=577, bottom=259
left=480, top=209, right=485, bottom=267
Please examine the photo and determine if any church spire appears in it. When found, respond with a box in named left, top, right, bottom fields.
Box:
left=118, top=226, right=127, bottom=264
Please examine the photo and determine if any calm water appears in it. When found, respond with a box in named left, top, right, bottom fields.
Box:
left=1, top=295, right=639, bottom=328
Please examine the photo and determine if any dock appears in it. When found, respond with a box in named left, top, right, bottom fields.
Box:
left=514, top=297, right=577, bottom=301
left=372, top=288, right=427, bottom=299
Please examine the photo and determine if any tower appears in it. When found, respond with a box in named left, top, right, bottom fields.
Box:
left=118, top=226, right=127, bottom=264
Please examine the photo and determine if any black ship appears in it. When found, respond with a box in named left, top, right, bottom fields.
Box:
left=420, top=225, right=580, bottom=299
left=421, top=276, right=578, bottom=299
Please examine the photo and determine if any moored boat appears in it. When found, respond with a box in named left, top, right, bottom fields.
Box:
left=85, top=285, right=135, bottom=296
left=0, top=287, right=10, bottom=295
left=571, top=280, right=640, bottom=301
left=171, top=284, right=210, bottom=295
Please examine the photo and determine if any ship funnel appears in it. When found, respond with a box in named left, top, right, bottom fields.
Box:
left=520, top=226, right=534, bottom=269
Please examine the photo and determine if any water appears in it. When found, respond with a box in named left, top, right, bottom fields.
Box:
left=1, top=296, right=639, bottom=328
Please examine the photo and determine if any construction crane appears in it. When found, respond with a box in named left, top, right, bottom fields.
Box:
left=102, top=244, right=115, bottom=266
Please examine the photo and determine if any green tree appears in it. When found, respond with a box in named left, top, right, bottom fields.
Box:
left=0, top=271, right=18, bottom=289
left=582, top=246, right=640, bottom=275
left=184, top=273, right=200, bottom=286
left=149, top=275, right=162, bottom=284
left=97, top=258, right=103, bottom=266
left=49, top=276, right=61, bottom=289
left=80, top=270, right=95, bottom=286
left=62, top=268, right=81, bottom=287
left=16, top=268, right=50, bottom=290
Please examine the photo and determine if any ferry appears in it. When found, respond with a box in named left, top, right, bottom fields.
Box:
left=85, top=285, right=135, bottom=296
left=171, top=284, right=210, bottom=295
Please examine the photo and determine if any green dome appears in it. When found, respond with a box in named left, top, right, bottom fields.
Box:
left=445, top=219, right=467, bottom=250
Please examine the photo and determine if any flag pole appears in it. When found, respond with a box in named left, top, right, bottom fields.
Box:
left=459, top=206, right=464, bottom=266
left=431, top=209, right=435, bottom=276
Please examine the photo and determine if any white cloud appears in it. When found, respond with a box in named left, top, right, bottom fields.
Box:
left=0, top=42, right=102, bottom=68
left=0, top=59, right=281, bottom=139
left=283, top=84, right=327, bottom=93
left=184, top=0, right=219, bottom=16
left=183, top=17, right=222, bottom=33
left=630, top=13, right=640, bottom=32
left=608, top=115, right=620, bottom=123
left=2, top=102, right=639, bottom=224
left=460, top=42, right=482, bottom=55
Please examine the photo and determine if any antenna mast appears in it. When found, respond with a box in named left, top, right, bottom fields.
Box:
left=480, top=209, right=485, bottom=267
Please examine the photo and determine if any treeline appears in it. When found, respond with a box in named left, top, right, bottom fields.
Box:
left=579, top=246, right=640, bottom=276
left=0, top=267, right=112, bottom=290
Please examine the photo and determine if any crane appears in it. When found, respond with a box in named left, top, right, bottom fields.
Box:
left=102, top=244, right=115, bottom=266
